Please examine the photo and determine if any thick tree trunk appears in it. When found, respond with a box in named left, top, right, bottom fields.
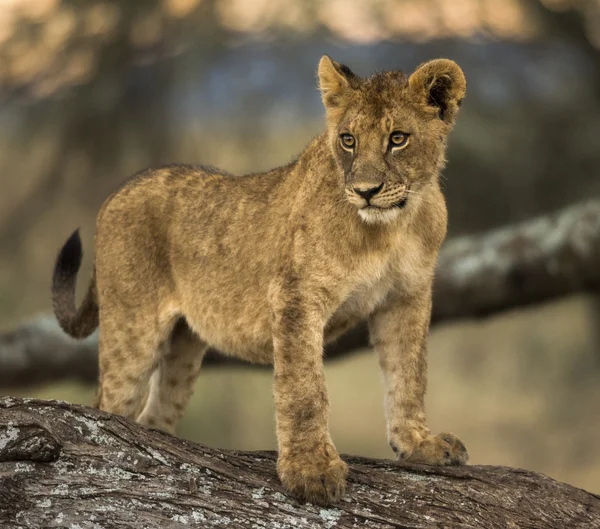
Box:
left=0, top=397, right=598, bottom=529
left=2, top=199, right=600, bottom=388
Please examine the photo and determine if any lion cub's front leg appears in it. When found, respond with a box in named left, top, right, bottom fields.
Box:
left=369, top=287, right=468, bottom=466
left=270, top=284, right=348, bottom=505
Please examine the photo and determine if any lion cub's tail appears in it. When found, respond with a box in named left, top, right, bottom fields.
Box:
left=52, top=229, right=99, bottom=339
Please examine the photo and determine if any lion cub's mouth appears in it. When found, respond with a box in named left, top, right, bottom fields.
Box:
left=363, top=194, right=408, bottom=210
left=355, top=189, right=409, bottom=224
left=346, top=184, right=410, bottom=223
left=392, top=196, right=408, bottom=209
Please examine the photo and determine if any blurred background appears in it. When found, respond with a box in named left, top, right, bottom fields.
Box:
left=1, top=0, right=599, bottom=494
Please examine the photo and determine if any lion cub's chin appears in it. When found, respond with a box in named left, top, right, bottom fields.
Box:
left=358, top=207, right=401, bottom=225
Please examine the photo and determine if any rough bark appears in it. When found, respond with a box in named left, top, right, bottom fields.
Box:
left=0, top=397, right=598, bottom=529
left=2, top=199, right=600, bottom=388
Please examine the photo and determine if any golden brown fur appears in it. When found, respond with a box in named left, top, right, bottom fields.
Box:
left=52, top=56, right=468, bottom=505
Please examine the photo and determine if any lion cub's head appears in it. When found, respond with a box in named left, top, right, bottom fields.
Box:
left=318, top=55, right=466, bottom=224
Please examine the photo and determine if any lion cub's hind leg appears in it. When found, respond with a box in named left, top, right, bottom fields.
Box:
left=136, top=320, right=207, bottom=434
left=95, top=310, right=169, bottom=423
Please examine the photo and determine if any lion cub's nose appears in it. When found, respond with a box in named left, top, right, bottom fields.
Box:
left=353, top=182, right=384, bottom=201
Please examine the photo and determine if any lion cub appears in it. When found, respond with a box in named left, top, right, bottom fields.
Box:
left=52, top=56, right=468, bottom=505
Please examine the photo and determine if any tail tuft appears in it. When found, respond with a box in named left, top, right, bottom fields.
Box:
left=53, top=229, right=83, bottom=292
left=52, top=229, right=98, bottom=339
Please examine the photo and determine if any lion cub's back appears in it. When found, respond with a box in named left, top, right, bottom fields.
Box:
left=93, top=165, right=217, bottom=297
left=94, top=164, right=284, bottom=360
left=165, top=166, right=286, bottom=359
left=93, top=165, right=235, bottom=294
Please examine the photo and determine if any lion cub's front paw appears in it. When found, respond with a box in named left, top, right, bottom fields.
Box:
left=278, top=446, right=348, bottom=506
left=394, top=432, right=468, bottom=466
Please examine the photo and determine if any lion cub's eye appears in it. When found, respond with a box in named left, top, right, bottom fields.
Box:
left=340, top=133, right=355, bottom=150
left=390, top=131, right=409, bottom=149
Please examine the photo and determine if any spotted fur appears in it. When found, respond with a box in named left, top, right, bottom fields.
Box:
left=52, top=56, right=468, bottom=505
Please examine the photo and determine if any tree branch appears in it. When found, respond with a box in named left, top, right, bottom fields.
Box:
left=2, top=199, right=600, bottom=388
left=0, top=397, right=597, bottom=528
left=433, top=198, right=600, bottom=320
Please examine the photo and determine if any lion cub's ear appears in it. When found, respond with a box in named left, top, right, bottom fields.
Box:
left=408, top=59, right=466, bottom=123
left=318, top=55, right=357, bottom=112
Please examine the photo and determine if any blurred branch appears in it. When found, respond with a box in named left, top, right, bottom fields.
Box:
left=2, top=199, right=600, bottom=388
left=433, top=197, right=600, bottom=320
left=1, top=397, right=598, bottom=528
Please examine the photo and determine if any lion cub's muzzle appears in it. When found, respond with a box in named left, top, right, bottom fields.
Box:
left=345, top=182, right=409, bottom=210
